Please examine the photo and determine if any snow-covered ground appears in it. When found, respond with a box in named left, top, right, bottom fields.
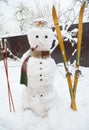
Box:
left=0, top=58, right=89, bottom=130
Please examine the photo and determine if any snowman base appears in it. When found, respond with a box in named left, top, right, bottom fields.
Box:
left=22, top=86, right=58, bottom=117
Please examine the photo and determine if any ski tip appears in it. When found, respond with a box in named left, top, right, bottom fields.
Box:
left=52, top=5, right=55, bottom=11
left=78, top=1, right=86, bottom=24
left=83, top=1, right=86, bottom=9
left=81, top=1, right=86, bottom=11
left=52, top=5, right=58, bottom=23
left=52, top=5, right=55, bottom=16
left=83, top=1, right=86, bottom=6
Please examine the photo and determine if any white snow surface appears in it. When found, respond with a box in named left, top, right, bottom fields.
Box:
left=0, top=58, right=89, bottom=130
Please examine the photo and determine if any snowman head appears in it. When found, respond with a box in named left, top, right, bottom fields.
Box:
left=27, top=28, right=56, bottom=52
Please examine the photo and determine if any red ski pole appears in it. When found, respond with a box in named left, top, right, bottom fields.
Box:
left=1, top=39, right=15, bottom=112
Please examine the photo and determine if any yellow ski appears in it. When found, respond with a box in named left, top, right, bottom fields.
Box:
left=52, top=5, right=75, bottom=109
left=52, top=2, right=86, bottom=110
left=72, top=2, right=86, bottom=100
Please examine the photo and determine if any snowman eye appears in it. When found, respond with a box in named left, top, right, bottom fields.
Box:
left=36, top=35, right=39, bottom=38
left=45, top=35, right=48, bottom=38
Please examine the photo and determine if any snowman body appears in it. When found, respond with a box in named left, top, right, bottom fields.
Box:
left=21, top=28, right=58, bottom=117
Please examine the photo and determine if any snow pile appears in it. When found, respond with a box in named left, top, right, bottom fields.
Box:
left=0, top=59, right=89, bottom=130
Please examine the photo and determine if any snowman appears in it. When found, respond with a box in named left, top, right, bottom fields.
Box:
left=20, top=19, right=59, bottom=129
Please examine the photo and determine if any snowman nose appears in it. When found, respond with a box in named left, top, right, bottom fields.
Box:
left=31, top=45, right=38, bottom=51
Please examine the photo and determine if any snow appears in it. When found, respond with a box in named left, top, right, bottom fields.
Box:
left=0, top=0, right=89, bottom=129
left=0, top=58, right=89, bottom=130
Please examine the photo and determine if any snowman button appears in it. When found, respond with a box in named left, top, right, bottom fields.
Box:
left=40, top=94, right=43, bottom=97
left=40, top=74, right=42, bottom=76
left=40, top=79, right=43, bottom=81
left=40, top=62, right=42, bottom=64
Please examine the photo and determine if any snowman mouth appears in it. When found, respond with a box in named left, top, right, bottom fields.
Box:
left=31, top=45, right=38, bottom=51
